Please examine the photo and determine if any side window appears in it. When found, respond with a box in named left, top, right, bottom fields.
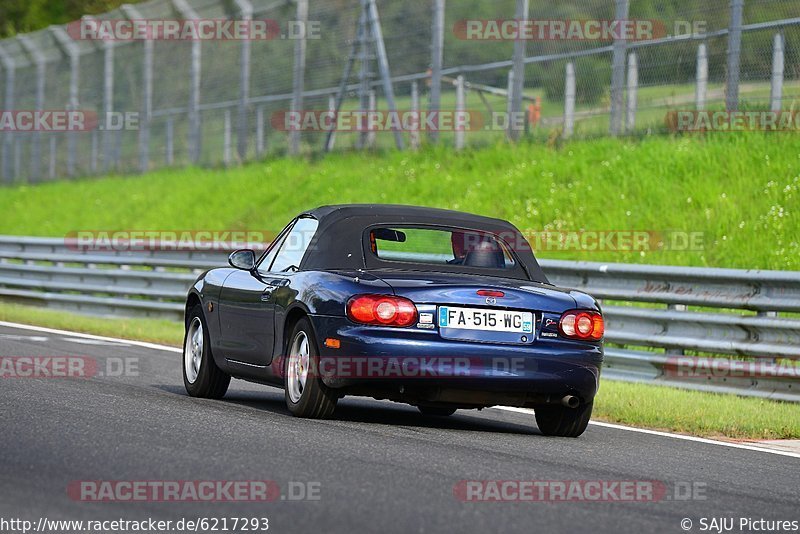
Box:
left=256, top=221, right=295, bottom=276
left=268, top=217, right=319, bottom=273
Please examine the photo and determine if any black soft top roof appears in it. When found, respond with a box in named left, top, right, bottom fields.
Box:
left=299, top=204, right=548, bottom=283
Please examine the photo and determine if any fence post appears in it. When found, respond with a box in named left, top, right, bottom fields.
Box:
left=609, top=0, right=629, bottom=136
left=508, top=0, right=529, bottom=142
left=91, top=131, right=98, bottom=173
left=18, top=36, right=45, bottom=181
left=695, top=43, right=708, bottom=110
left=770, top=33, right=784, bottom=113
left=455, top=75, right=465, bottom=151
left=625, top=52, right=638, bottom=133
left=0, top=44, right=15, bottom=182
left=49, top=137, right=56, bottom=179
left=50, top=27, right=81, bottom=178
left=365, top=0, right=404, bottom=150
left=223, top=109, right=232, bottom=166
left=429, top=0, right=445, bottom=144
left=506, top=70, right=514, bottom=120
left=563, top=62, right=575, bottom=139
left=256, top=105, right=265, bottom=157
left=122, top=6, right=152, bottom=173
left=726, top=0, right=744, bottom=112
left=102, top=38, right=114, bottom=172
left=289, top=0, right=309, bottom=155
left=410, top=81, right=420, bottom=150
left=165, top=116, right=174, bottom=166
left=172, top=0, right=202, bottom=164
left=234, top=0, right=252, bottom=161
left=366, top=90, right=377, bottom=148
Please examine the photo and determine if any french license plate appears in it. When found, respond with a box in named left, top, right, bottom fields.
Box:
left=438, top=306, right=533, bottom=334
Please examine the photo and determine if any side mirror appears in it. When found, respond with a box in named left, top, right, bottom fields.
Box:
left=228, top=249, right=256, bottom=271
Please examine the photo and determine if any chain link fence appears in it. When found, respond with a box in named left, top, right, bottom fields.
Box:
left=0, top=0, right=798, bottom=183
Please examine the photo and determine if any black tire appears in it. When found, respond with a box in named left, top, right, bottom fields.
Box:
left=183, top=304, right=230, bottom=399
left=417, top=405, right=457, bottom=417
left=284, top=317, right=338, bottom=418
left=535, top=401, right=593, bottom=438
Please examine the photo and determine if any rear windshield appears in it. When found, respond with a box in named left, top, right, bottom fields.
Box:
left=368, top=227, right=518, bottom=270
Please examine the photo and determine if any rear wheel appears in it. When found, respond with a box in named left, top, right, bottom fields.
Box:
left=417, top=405, right=457, bottom=417
left=183, top=305, right=230, bottom=399
left=284, top=318, right=338, bottom=418
left=535, top=401, right=593, bottom=438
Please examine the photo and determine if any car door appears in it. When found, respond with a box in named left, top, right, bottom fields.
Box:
left=217, top=217, right=319, bottom=367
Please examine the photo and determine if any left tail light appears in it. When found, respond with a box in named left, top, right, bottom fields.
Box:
left=559, top=310, right=604, bottom=341
left=346, top=294, right=418, bottom=327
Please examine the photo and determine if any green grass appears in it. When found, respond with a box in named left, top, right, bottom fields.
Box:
left=2, top=133, right=798, bottom=269
left=1, top=303, right=797, bottom=439
left=594, top=380, right=800, bottom=440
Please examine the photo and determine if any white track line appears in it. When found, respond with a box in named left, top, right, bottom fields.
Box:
left=1, top=320, right=798, bottom=459
left=0, top=320, right=181, bottom=353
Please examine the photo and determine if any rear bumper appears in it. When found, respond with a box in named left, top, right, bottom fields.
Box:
left=309, top=315, right=603, bottom=405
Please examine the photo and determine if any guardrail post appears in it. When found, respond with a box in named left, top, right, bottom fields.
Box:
left=50, top=26, right=81, bottom=178
left=234, top=0, right=253, bottom=162
left=507, top=0, right=528, bottom=142
left=455, top=75, right=465, bottom=151
left=410, top=81, right=420, bottom=150
left=428, top=0, right=445, bottom=144
left=770, top=33, right=784, bottom=113
left=725, top=0, right=744, bottom=112
left=17, top=36, right=45, bottom=181
left=0, top=44, right=15, bottom=183
left=172, top=0, right=202, bottom=164
left=562, top=62, right=575, bottom=139
left=625, top=52, right=638, bottom=133
left=609, top=0, right=629, bottom=136
left=289, top=0, right=309, bottom=155
left=695, top=43, right=708, bottom=110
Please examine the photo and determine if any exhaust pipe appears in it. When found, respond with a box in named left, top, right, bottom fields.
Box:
left=561, top=395, right=580, bottom=409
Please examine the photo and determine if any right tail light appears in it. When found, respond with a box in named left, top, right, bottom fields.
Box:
left=559, top=310, right=604, bottom=341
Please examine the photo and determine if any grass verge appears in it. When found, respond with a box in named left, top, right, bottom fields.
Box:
left=1, top=304, right=797, bottom=440
left=1, top=133, right=798, bottom=270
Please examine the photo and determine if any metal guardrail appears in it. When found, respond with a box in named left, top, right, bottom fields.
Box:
left=0, top=236, right=797, bottom=401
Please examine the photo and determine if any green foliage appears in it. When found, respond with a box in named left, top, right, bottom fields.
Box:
left=1, top=133, right=798, bottom=270
left=0, top=0, right=141, bottom=37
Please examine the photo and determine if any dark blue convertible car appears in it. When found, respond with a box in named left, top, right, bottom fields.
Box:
left=183, top=205, right=603, bottom=437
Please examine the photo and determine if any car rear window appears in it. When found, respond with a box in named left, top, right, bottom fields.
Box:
left=368, top=227, right=517, bottom=269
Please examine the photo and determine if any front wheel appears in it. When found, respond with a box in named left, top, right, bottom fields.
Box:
left=535, top=401, right=593, bottom=438
left=284, top=318, right=338, bottom=418
left=183, top=305, right=230, bottom=399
